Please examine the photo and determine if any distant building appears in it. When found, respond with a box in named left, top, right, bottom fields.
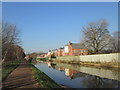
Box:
left=25, top=55, right=30, bottom=60
left=54, top=49, right=58, bottom=56
left=63, top=45, right=69, bottom=56
left=64, top=41, right=88, bottom=56
left=47, top=50, right=52, bottom=57
left=58, top=48, right=64, bottom=56
left=47, top=41, right=88, bottom=57
left=36, top=55, right=41, bottom=58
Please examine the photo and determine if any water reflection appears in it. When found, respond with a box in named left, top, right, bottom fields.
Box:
left=82, top=75, right=119, bottom=88
left=46, top=62, right=85, bottom=80
left=65, top=69, right=82, bottom=80
left=35, top=61, right=120, bottom=88
left=54, top=62, right=120, bottom=81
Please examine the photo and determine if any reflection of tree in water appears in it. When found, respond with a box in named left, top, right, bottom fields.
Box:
left=82, top=75, right=119, bottom=88
left=51, top=63, right=56, bottom=69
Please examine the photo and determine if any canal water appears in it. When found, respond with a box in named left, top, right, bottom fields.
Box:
left=34, top=61, right=120, bottom=88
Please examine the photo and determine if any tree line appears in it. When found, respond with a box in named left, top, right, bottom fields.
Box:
left=2, top=22, right=25, bottom=63
left=81, top=19, right=119, bottom=54
left=26, top=52, right=46, bottom=59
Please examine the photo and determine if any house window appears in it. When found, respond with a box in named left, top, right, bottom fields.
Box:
left=84, top=50, right=86, bottom=53
left=81, top=50, right=83, bottom=53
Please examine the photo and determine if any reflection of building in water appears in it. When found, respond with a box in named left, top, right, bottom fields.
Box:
left=46, top=62, right=51, bottom=67
left=65, top=68, right=80, bottom=80
left=58, top=67, right=65, bottom=71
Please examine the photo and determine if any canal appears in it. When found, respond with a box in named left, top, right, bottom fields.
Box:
left=34, top=61, right=120, bottom=88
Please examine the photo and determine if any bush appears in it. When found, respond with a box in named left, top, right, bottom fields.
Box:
left=50, top=54, right=56, bottom=58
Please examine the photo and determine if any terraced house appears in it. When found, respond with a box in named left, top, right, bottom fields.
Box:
left=64, top=41, right=88, bottom=56
left=47, top=41, right=88, bottom=57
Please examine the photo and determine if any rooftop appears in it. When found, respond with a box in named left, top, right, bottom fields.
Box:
left=70, top=43, right=87, bottom=49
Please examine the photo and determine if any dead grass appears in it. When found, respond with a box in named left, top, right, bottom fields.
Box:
left=79, top=61, right=120, bottom=69
left=54, top=60, right=120, bottom=69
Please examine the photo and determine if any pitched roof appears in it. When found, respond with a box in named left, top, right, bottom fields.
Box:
left=71, top=43, right=87, bottom=49
left=59, top=47, right=64, bottom=50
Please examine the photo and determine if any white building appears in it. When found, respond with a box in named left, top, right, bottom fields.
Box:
left=64, top=45, right=69, bottom=53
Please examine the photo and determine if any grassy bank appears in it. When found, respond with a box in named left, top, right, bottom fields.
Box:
left=27, top=61, right=61, bottom=88
left=79, top=62, right=120, bottom=69
left=2, top=60, right=21, bottom=81
left=36, top=57, right=48, bottom=61
left=54, top=60, right=120, bottom=69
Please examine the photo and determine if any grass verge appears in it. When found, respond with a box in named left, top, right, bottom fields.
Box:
left=27, top=61, right=61, bottom=88
left=2, top=60, right=21, bottom=81
left=79, top=61, right=120, bottom=69
left=55, top=60, right=120, bottom=69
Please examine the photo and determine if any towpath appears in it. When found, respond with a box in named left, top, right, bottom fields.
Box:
left=2, top=59, right=40, bottom=89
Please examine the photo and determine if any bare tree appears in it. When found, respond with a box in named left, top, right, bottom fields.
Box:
left=14, top=45, right=25, bottom=60
left=2, top=22, right=24, bottom=63
left=81, top=19, right=111, bottom=54
left=110, top=32, right=120, bottom=53
left=29, top=52, right=38, bottom=59
left=0, top=22, right=2, bottom=63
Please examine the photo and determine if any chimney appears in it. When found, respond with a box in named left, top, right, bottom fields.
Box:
left=68, top=41, right=71, bottom=45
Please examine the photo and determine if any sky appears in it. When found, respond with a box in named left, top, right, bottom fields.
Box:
left=2, top=2, right=118, bottom=53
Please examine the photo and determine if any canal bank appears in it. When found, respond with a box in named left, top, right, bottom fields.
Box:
left=2, top=59, right=62, bottom=89
left=56, top=53, right=120, bottom=68
left=35, top=61, right=120, bottom=88
left=28, top=62, right=61, bottom=88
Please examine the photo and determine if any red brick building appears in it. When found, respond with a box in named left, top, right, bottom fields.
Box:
left=57, top=48, right=64, bottom=56
left=64, top=41, right=88, bottom=56
left=47, top=41, right=88, bottom=57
